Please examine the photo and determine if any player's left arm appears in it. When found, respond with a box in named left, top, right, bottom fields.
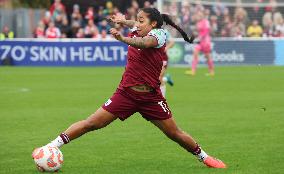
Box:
left=121, top=36, right=158, bottom=48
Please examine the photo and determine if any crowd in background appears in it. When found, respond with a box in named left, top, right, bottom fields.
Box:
left=166, top=0, right=284, bottom=38
left=1, top=0, right=284, bottom=39
left=33, top=0, right=155, bottom=39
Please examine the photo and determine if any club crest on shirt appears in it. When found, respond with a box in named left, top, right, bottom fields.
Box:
left=104, top=99, right=112, bottom=106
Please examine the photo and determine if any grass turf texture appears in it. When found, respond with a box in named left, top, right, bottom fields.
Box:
left=0, top=66, right=283, bottom=174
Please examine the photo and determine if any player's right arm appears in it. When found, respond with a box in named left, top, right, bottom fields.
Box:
left=110, top=13, right=137, bottom=28
left=110, top=28, right=158, bottom=48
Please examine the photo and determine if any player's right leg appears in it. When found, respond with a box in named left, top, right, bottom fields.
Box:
left=159, top=65, right=167, bottom=97
left=63, top=107, right=117, bottom=142
left=33, top=107, right=117, bottom=151
left=33, top=89, right=135, bottom=153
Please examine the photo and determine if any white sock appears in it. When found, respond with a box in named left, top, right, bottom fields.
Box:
left=48, top=136, right=65, bottom=148
left=160, top=84, right=166, bottom=97
left=196, top=149, right=208, bottom=161
left=162, top=76, right=167, bottom=83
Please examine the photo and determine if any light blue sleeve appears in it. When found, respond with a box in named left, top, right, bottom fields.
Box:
left=165, top=29, right=171, bottom=42
left=147, top=29, right=167, bottom=48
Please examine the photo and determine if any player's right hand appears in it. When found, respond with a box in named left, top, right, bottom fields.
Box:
left=110, top=28, right=123, bottom=41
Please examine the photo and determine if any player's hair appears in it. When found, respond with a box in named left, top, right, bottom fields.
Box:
left=141, top=8, right=194, bottom=43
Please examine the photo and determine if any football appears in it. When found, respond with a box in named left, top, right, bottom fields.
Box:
left=32, top=146, right=63, bottom=172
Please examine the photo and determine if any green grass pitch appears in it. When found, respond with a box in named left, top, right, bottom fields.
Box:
left=0, top=66, right=283, bottom=174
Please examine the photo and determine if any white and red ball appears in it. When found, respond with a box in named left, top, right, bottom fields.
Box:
left=32, top=146, right=63, bottom=172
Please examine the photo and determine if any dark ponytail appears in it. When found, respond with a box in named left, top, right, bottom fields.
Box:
left=141, top=8, right=194, bottom=43
left=161, top=14, right=194, bottom=43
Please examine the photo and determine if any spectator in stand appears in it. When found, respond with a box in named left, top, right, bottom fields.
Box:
left=76, top=28, right=85, bottom=38
left=247, top=20, right=263, bottom=37
left=51, top=1, right=66, bottom=21
left=249, top=0, right=265, bottom=22
left=0, top=26, right=14, bottom=40
left=210, top=15, right=218, bottom=37
left=212, top=0, right=226, bottom=16
left=112, top=7, right=120, bottom=15
left=263, top=20, right=276, bottom=37
left=263, top=0, right=283, bottom=27
left=144, top=1, right=152, bottom=8
left=220, top=18, right=233, bottom=37
left=204, top=8, right=211, bottom=20
left=131, top=0, right=139, bottom=12
left=169, top=1, right=178, bottom=17
left=126, top=6, right=136, bottom=21
left=263, top=11, right=273, bottom=27
left=265, top=0, right=278, bottom=13
left=232, top=5, right=248, bottom=37
left=181, top=2, right=192, bottom=35
left=273, top=11, right=283, bottom=28
left=104, top=1, right=114, bottom=15
left=98, top=19, right=111, bottom=33
left=92, top=29, right=100, bottom=39
left=84, top=19, right=99, bottom=38
left=61, top=17, right=71, bottom=38
left=262, top=3, right=283, bottom=37
left=94, top=6, right=106, bottom=24
left=234, top=6, right=249, bottom=26
left=45, top=21, right=61, bottom=38
left=71, top=4, right=83, bottom=37
left=231, top=21, right=246, bottom=37
left=54, top=14, right=63, bottom=30
left=42, top=11, right=52, bottom=29
left=233, top=26, right=244, bottom=38
left=34, top=21, right=46, bottom=38
left=219, top=7, right=231, bottom=35
left=50, top=0, right=65, bottom=16
left=100, top=29, right=112, bottom=40
left=194, top=2, right=205, bottom=15
left=212, top=2, right=223, bottom=30
left=275, top=18, right=284, bottom=37
left=85, top=7, right=94, bottom=21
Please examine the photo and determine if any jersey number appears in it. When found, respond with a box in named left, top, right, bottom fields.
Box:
left=158, top=101, right=170, bottom=114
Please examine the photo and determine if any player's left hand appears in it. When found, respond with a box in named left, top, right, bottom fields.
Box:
left=110, top=28, right=123, bottom=41
left=110, top=13, right=126, bottom=24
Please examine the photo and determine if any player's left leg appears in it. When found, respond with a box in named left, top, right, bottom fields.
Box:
left=151, top=117, right=226, bottom=168
left=159, top=65, right=167, bottom=97
left=160, top=64, right=174, bottom=98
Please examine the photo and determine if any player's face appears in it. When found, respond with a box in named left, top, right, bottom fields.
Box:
left=196, top=11, right=204, bottom=21
left=136, top=11, right=155, bottom=37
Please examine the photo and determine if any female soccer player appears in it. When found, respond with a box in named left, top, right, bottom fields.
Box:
left=185, top=10, right=215, bottom=76
left=159, top=28, right=175, bottom=97
left=33, top=8, right=226, bottom=169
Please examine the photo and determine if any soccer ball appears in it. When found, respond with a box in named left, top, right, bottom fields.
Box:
left=32, top=146, right=63, bottom=172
